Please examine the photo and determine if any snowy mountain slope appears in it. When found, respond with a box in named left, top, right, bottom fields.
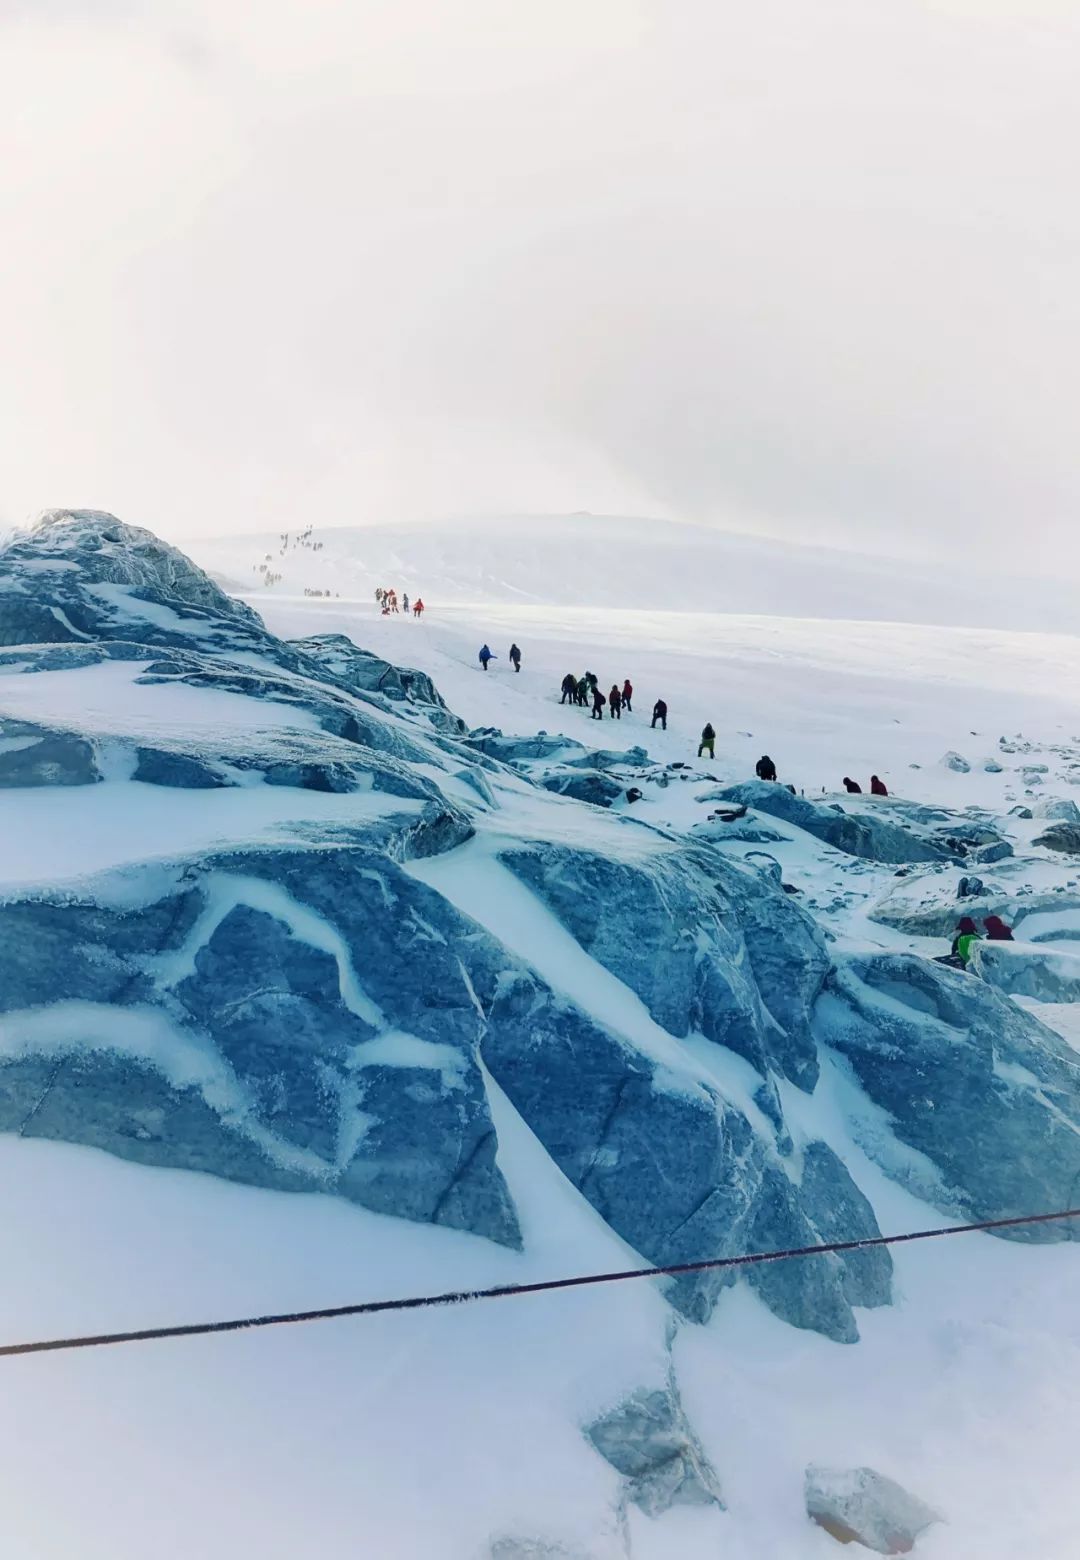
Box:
left=186, top=512, right=1080, bottom=632
left=2, top=511, right=1080, bottom=1558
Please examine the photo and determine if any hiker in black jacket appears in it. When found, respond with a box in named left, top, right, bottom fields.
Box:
left=650, top=699, right=667, bottom=730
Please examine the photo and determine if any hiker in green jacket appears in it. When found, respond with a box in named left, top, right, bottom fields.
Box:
left=945, top=916, right=982, bottom=968
left=698, top=723, right=716, bottom=760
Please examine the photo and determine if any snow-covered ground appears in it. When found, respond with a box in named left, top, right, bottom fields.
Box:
left=4, top=524, right=1080, bottom=1560
left=3, top=1120, right=1080, bottom=1560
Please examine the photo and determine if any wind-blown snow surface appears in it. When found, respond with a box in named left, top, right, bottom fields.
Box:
left=3, top=511, right=1080, bottom=1560
left=188, top=513, right=1080, bottom=632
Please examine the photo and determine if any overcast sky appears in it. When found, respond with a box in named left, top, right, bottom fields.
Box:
left=2, top=1, right=1078, bottom=570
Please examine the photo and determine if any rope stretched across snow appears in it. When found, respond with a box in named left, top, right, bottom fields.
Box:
left=1, top=1204, right=1077, bottom=1361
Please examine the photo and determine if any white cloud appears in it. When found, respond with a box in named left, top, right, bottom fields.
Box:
left=1, top=1, right=1078, bottom=572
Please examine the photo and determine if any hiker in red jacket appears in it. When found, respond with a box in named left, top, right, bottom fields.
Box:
left=609, top=684, right=622, bottom=720
left=621, top=679, right=633, bottom=713
left=984, top=915, right=1014, bottom=941
left=870, top=775, right=888, bottom=796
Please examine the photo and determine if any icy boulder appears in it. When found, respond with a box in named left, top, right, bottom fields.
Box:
left=584, top=1383, right=723, bottom=1516
left=464, top=729, right=585, bottom=763
left=0, top=509, right=269, bottom=654
left=538, top=767, right=626, bottom=808
left=715, top=783, right=949, bottom=865
left=816, top=955, right=1080, bottom=1233
left=0, top=717, right=101, bottom=787
left=805, top=1465, right=941, bottom=1553
left=0, top=634, right=454, bottom=777
left=792, top=1143, right=893, bottom=1309
left=0, top=846, right=526, bottom=1246
left=563, top=745, right=650, bottom=770
left=972, top=840, right=1013, bottom=864
left=500, top=839, right=829, bottom=1089
left=1035, top=822, right=1080, bottom=854
left=970, top=940, right=1080, bottom=1002
left=743, top=1150, right=890, bottom=1338
left=482, top=979, right=875, bottom=1338
left=1033, top=797, right=1080, bottom=823
left=869, top=878, right=1080, bottom=941
left=939, top=750, right=971, bottom=773
left=290, top=633, right=466, bottom=734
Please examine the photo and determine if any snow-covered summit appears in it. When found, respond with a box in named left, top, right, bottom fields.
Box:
left=11, top=508, right=263, bottom=628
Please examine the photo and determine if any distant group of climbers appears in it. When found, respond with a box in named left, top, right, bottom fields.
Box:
left=940, top=913, right=1014, bottom=969
left=557, top=670, right=640, bottom=721
left=554, top=671, right=678, bottom=731
left=376, top=588, right=424, bottom=617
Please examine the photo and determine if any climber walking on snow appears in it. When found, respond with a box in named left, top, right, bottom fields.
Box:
left=698, top=723, right=716, bottom=760
left=591, top=684, right=606, bottom=720
left=560, top=673, right=577, bottom=704
left=479, top=644, right=495, bottom=671
left=621, top=679, right=633, bottom=713
left=651, top=698, right=667, bottom=730
left=608, top=684, right=622, bottom=719
left=509, top=643, right=522, bottom=673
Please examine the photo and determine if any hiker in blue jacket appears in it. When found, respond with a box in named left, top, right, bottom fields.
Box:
left=479, top=644, right=495, bottom=671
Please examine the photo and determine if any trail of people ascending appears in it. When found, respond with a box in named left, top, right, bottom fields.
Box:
left=483, top=635, right=910, bottom=801
left=1, top=1205, right=1076, bottom=1361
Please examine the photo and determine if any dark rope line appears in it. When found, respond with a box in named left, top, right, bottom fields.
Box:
left=3, top=1205, right=1078, bottom=1360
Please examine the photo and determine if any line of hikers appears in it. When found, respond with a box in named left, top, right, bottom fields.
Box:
left=478, top=653, right=897, bottom=788
left=376, top=588, right=424, bottom=617
left=481, top=653, right=898, bottom=788
left=939, top=914, right=1014, bottom=969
